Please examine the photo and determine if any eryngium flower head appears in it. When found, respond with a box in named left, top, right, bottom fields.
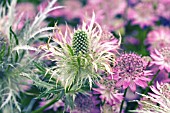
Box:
left=151, top=47, right=170, bottom=72
left=72, top=30, right=88, bottom=55
left=41, top=13, right=120, bottom=90
left=111, top=53, right=152, bottom=92
left=131, top=82, right=170, bottom=113
left=93, top=77, right=123, bottom=105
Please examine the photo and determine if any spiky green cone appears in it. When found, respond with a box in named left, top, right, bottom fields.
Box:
left=72, top=30, right=88, bottom=55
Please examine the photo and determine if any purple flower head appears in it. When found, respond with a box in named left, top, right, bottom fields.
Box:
left=84, top=0, right=127, bottom=31
left=16, top=2, right=36, bottom=20
left=93, top=77, right=123, bottom=105
left=38, top=0, right=64, bottom=17
left=151, top=47, right=170, bottom=72
left=127, top=3, right=158, bottom=28
left=71, top=93, right=100, bottom=113
left=131, top=82, right=170, bottom=113
left=157, top=0, right=170, bottom=20
left=150, top=82, right=170, bottom=100
left=112, top=53, right=152, bottom=92
left=145, top=26, right=170, bottom=52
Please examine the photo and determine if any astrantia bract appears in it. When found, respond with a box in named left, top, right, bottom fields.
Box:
left=131, top=82, right=170, bottom=113
left=93, top=77, right=123, bottom=105
left=151, top=47, right=170, bottom=72
left=145, top=26, right=170, bottom=52
left=111, top=53, right=152, bottom=92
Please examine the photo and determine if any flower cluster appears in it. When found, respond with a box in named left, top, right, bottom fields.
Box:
left=0, top=0, right=170, bottom=113
left=111, top=53, right=152, bottom=92
left=40, top=13, right=120, bottom=90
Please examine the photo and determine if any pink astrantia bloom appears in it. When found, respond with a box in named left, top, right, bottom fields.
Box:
left=38, top=0, right=64, bottom=17
left=62, top=0, right=84, bottom=20
left=93, top=77, right=123, bottom=105
left=84, top=0, right=127, bottom=31
left=111, top=53, right=152, bottom=92
left=145, top=26, right=170, bottom=52
left=157, top=0, right=170, bottom=20
left=87, top=0, right=127, bottom=16
left=127, top=3, right=158, bottom=28
left=132, top=82, right=170, bottom=113
left=16, top=2, right=36, bottom=20
left=39, top=99, right=64, bottom=111
left=150, top=47, right=170, bottom=72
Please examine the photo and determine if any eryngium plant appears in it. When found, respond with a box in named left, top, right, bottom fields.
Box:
left=0, top=0, right=62, bottom=112
left=40, top=13, right=121, bottom=91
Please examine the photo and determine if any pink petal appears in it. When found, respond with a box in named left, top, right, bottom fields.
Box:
left=116, top=79, right=124, bottom=87
left=129, top=81, right=136, bottom=92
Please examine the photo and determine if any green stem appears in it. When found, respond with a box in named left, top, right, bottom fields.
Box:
left=119, top=88, right=128, bottom=113
left=144, top=70, right=160, bottom=95
left=31, top=96, right=60, bottom=113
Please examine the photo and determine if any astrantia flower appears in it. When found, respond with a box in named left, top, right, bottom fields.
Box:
left=157, top=0, right=170, bottom=20
left=38, top=0, right=64, bottom=18
left=131, top=82, right=170, bottom=113
left=145, top=26, right=170, bottom=52
left=151, top=47, right=170, bottom=72
left=71, top=93, right=100, bottom=113
left=41, top=13, right=120, bottom=90
left=127, top=3, right=158, bottom=28
left=93, top=77, right=123, bottom=105
left=111, top=53, right=152, bottom=92
left=16, top=2, right=36, bottom=20
left=84, top=0, right=127, bottom=31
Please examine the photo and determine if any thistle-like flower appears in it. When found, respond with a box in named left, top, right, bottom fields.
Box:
left=41, top=13, right=120, bottom=90
left=130, top=82, right=170, bottom=113
left=0, top=0, right=62, bottom=112
left=151, top=47, right=170, bottom=72
left=93, top=77, right=123, bottom=105
left=111, top=53, right=152, bottom=92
